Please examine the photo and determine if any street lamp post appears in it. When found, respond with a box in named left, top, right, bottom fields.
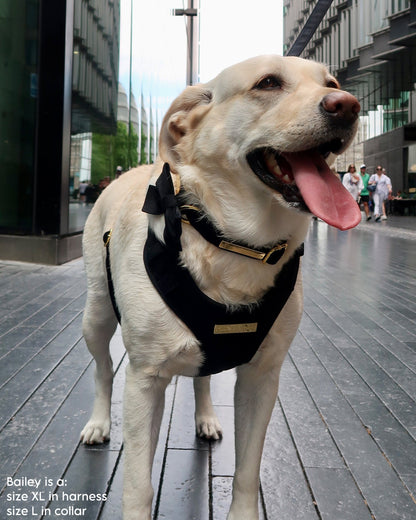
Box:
left=173, top=0, right=199, bottom=85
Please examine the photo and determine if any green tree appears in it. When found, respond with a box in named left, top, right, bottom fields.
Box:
left=91, top=122, right=138, bottom=184
left=140, top=126, right=148, bottom=165
left=91, top=133, right=113, bottom=185
left=113, top=121, right=139, bottom=170
left=113, top=121, right=128, bottom=169
left=127, top=123, right=139, bottom=168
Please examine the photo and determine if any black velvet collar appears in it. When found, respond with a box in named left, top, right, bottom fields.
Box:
left=142, top=163, right=289, bottom=265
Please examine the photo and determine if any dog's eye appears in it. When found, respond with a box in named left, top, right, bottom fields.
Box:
left=326, top=79, right=340, bottom=89
left=254, top=75, right=282, bottom=90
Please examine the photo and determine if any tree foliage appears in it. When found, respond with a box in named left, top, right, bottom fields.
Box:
left=91, top=122, right=138, bottom=184
left=140, top=126, right=148, bottom=165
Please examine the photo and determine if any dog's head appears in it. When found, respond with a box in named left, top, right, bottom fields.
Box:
left=159, top=55, right=361, bottom=232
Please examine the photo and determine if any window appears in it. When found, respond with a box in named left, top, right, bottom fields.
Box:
left=0, top=0, right=40, bottom=233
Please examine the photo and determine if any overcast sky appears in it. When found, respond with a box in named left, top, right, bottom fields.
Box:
left=199, top=0, right=283, bottom=82
left=118, top=0, right=283, bottom=124
left=119, top=0, right=283, bottom=86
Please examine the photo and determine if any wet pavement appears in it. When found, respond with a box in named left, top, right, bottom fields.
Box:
left=0, top=214, right=415, bottom=520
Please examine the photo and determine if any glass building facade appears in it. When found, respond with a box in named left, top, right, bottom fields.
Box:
left=118, top=0, right=187, bottom=166
left=0, top=0, right=188, bottom=264
left=284, top=0, right=416, bottom=193
left=0, top=0, right=120, bottom=263
left=69, top=0, right=120, bottom=234
left=0, top=0, right=40, bottom=234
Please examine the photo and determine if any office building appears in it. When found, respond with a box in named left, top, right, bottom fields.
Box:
left=0, top=0, right=120, bottom=264
left=284, top=0, right=416, bottom=192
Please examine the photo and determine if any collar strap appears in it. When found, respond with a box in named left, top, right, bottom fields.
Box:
left=142, top=163, right=290, bottom=265
left=180, top=204, right=288, bottom=265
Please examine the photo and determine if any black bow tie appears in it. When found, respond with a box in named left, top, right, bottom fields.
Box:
left=142, top=163, right=182, bottom=252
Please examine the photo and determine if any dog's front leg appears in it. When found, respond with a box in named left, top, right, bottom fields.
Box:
left=123, top=362, right=170, bottom=520
left=194, top=376, right=223, bottom=440
left=228, top=355, right=283, bottom=520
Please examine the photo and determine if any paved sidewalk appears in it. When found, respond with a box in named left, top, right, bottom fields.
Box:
left=357, top=214, right=416, bottom=240
left=0, top=216, right=415, bottom=519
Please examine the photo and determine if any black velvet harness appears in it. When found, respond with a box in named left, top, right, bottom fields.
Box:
left=104, top=163, right=303, bottom=376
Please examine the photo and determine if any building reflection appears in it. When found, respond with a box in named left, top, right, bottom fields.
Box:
left=0, top=0, right=187, bottom=263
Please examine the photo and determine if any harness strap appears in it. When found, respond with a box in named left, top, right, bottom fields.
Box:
left=103, top=230, right=121, bottom=324
left=102, top=163, right=304, bottom=377
left=144, top=228, right=301, bottom=376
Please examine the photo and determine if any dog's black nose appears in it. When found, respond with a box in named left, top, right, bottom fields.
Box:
left=320, top=91, right=360, bottom=122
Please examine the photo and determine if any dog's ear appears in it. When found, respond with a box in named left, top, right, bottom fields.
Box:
left=159, top=85, right=212, bottom=166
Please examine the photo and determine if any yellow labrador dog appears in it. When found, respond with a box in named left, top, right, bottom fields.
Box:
left=81, top=55, right=361, bottom=520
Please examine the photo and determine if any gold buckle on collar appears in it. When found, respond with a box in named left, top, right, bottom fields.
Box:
left=262, top=243, right=288, bottom=264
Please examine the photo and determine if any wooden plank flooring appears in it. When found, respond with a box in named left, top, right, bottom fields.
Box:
left=0, top=216, right=415, bottom=520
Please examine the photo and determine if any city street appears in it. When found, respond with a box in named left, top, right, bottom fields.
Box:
left=0, top=216, right=415, bottom=520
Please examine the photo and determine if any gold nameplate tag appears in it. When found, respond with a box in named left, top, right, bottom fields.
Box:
left=219, top=241, right=265, bottom=260
left=213, top=323, right=258, bottom=335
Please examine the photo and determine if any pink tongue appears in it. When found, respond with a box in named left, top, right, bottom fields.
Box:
left=283, top=151, right=362, bottom=231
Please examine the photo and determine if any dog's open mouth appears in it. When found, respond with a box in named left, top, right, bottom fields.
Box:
left=247, top=141, right=362, bottom=231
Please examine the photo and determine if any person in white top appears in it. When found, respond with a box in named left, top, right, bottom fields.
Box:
left=368, top=166, right=392, bottom=221
left=342, top=164, right=364, bottom=203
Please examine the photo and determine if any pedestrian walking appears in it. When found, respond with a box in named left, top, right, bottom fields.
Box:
left=368, top=166, right=392, bottom=221
left=342, top=164, right=363, bottom=204
left=359, top=164, right=371, bottom=220
left=79, top=180, right=88, bottom=204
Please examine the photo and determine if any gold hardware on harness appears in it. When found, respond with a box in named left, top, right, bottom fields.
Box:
left=104, top=229, right=112, bottom=247
left=180, top=205, right=201, bottom=224
left=214, top=322, right=258, bottom=335
left=262, top=243, right=288, bottom=264
left=181, top=204, right=201, bottom=212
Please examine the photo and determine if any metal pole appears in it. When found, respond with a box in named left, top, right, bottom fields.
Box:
left=128, top=0, right=133, bottom=169
left=186, top=0, right=199, bottom=85
left=173, top=2, right=199, bottom=85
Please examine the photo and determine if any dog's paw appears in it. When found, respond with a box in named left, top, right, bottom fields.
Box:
left=195, top=415, right=223, bottom=441
left=80, top=420, right=110, bottom=444
left=227, top=505, right=259, bottom=520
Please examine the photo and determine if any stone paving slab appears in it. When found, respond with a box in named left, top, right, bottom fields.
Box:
left=0, top=217, right=415, bottom=519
